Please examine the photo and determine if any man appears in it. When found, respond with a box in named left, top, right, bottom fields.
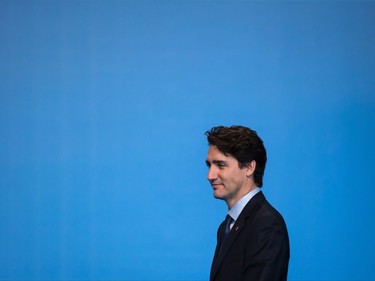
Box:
left=205, top=125, right=290, bottom=281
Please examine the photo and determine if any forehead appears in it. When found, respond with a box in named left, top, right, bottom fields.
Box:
left=206, top=145, right=236, bottom=162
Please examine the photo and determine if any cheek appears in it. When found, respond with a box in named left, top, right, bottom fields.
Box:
left=218, top=171, right=228, bottom=181
left=228, top=171, right=247, bottom=185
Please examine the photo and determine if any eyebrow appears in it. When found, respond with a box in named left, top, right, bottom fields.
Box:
left=206, top=160, right=227, bottom=165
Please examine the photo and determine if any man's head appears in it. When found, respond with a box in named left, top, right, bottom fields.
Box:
left=205, top=125, right=267, bottom=187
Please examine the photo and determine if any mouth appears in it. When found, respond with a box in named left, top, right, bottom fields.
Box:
left=211, top=183, right=223, bottom=189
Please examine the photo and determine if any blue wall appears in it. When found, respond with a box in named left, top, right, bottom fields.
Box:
left=1, top=1, right=375, bottom=280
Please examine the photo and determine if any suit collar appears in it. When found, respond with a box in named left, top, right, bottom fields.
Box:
left=228, top=187, right=261, bottom=221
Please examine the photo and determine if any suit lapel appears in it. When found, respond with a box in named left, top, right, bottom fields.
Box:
left=210, top=192, right=266, bottom=281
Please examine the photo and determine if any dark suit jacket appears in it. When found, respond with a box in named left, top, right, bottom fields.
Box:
left=210, top=191, right=290, bottom=281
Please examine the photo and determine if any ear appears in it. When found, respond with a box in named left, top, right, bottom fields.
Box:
left=245, top=160, right=256, bottom=177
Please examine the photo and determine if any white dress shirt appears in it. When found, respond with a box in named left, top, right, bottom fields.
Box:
left=227, top=187, right=260, bottom=230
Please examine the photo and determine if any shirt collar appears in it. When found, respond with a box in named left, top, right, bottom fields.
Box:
left=228, top=187, right=260, bottom=221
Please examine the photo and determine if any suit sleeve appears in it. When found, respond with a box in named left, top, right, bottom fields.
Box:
left=243, top=213, right=290, bottom=281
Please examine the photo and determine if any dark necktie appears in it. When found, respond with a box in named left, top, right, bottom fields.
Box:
left=219, top=215, right=234, bottom=252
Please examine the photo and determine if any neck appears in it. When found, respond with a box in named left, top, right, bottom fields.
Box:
left=226, top=183, right=258, bottom=209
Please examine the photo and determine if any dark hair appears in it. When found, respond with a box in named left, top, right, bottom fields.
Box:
left=205, top=125, right=267, bottom=187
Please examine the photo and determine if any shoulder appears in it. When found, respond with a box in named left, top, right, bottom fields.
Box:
left=242, top=197, right=289, bottom=252
left=242, top=193, right=288, bottom=235
left=256, top=199, right=286, bottom=222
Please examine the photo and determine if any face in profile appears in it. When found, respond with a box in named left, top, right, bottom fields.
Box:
left=206, top=145, right=254, bottom=207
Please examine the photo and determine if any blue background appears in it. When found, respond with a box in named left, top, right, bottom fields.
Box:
left=1, top=1, right=375, bottom=280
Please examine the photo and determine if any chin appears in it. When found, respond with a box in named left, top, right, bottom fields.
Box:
left=213, top=192, right=226, bottom=201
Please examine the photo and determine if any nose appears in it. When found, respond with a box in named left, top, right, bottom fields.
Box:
left=207, top=166, right=217, bottom=182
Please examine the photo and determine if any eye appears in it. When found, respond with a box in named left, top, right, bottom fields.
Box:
left=217, top=162, right=226, bottom=168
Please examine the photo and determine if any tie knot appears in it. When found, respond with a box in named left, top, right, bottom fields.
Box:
left=224, top=215, right=234, bottom=234
left=218, top=215, right=234, bottom=253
